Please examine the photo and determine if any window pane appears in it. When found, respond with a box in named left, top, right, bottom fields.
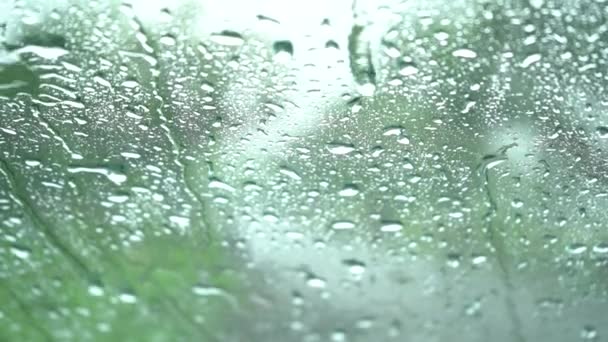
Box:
left=1, top=0, right=606, bottom=341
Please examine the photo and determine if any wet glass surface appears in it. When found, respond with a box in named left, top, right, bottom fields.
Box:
left=1, top=0, right=608, bottom=341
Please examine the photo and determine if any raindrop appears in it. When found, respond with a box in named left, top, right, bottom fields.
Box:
left=380, top=221, right=403, bottom=232
left=67, top=166, right=127, bottom=185
left=338, top=185, right=360, bottom=197
left=593, top=243, right=608, bottom=254
left=10, top=246, right=30, bottom=260
left=343, top=259, right=366, bottom=275
left=452, top=48, right=477, bottom=59
left=566, top=243, right=587, bottom=255
left=279, top=167, right=302, bottom=181
left=596, top=126, right=608, bottom=138
left=327, top=143, right=355, bottom=155
left=331, top=221, right=355, bottom=230
left=306, top=276, right=326, bottom=289
left=88, top=285, right=104, bottom=297
left=159, top=35, right=176, bottom=46
left=14, top=45, right=69, bottom=59
left=210, top=31, right=245, bottom=46
left=398, top=65, right=418, bottom=76
left=521, top=53, right=541, bottom=68
left=118, top=292, right=137, bottom=304
left=273, top=40, right=293, bottom=56
left=580, top=325, right=598, bottom=340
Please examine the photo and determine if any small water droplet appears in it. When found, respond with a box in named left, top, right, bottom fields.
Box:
left=380, top=221, right=403, bottom=232
left=472, top=255, right=487, bottom=265
left=108, top=194, right=129, bottom=203
left=338, top=185, right=360, bottom=197
left=383, top=126, right=402, bottom=136
left=159, top=35, right=176, bottom=46
left=331, top=221, right=355, bottom=230
left=343, top=259, right=366, bottom=275
left=593, top=243, right=608, bottom=254
left=398, top=65, right=418, bottom=76
left=118, top=292, right=137, bottom=304
left=200, top=82, right=215, bottom=93
left=279, top=167, right=302, bottom=181
left=169, top=216, right=190, bottom=229
left=120, top=152, right=141, bottom=159
left=357, top=83, right=376, bottom=97
left=452, top=48, right=477, bottom=59
left=209, top=178, right=236, bottom=192
left=15, top=45, right=69, bottom=59
left=566, top=243, right=587, bottom=255
left=88, top=285, right=104, bottom=297
left=581, top=325, right=598, bottom=340
left=596, top=126, right=608, bottom=138
left=327, top=143, right=355, bottom=155
left=210, top=31, right=244, bottom=46
left=273, top=40, right=293, bottom=56
left=446, top=254, right=461, bottom=268
left=67, top=166, right=127, bottom=185
left=10, top=246, right=30, bottom=259
left=511, top=199, right=524, bottom=208
left=306, top=276, right=326, bottom=288
left=521, top=53, right=542, bottom=68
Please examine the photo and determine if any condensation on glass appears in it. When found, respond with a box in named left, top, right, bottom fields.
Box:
left=0, top=0, right=607, bottom=341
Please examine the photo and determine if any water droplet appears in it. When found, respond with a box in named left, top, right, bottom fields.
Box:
left=118, top=292, right=137, bottom=304
left=88, top=285, right=104, bottom=297
left=472, top=255, right=487, bottom=265
left=338, top=185, right=360, bottom=197
left=331, top=221, right=355, bottom=230
left=327, top=143, right=355, bottom=155
left=511, top=199, right=524, bottom=208
left=93, top=76, right=112, bottom=88
left=159, top=35, right=176, bottom=46
left=306, top=276, right=326, bottom=288
left=464, top=299, right=482, bottom=316
left=326, top=40, right=339, bottom=49
left=120, top=152, right=141, bottom=159
left=273, top=40, right=293, bottom=56
left=566, top=243, right=587, bottom=255
left=331, top=331, right=346, bottom=342
left=15, top=45, right=69, bottom=59
left=380, top=221, right=403, bottom=232
left=105, top=192, right=128, bottom=203
left=446, top=254, right=461, bottom=268
left=263, top=213, right=279, bottom=223
left=593, top=243, right=608, bottom=254
left=209, top=178, right=236, bottom=192
left=1, top=127, right=17, bottom=135
left=10, top=246, right=30, bottom=259
left=596, top=126, right=608, bottom=138
left=398, top=65, right=418, bottom=76
left=192, top=285, right=224, bottom=296
left=200, top=82, right=215, bottom=93
left=67, top=166, right=127, bottom=185
left=452, top=48, right=477, bottom=59
left=169, top=216, right=190, bottom=229
left=383, top=127, right=402, bottom=136
left=530, top=0, right=544, bottom=8
left=279, top=167, right=302, bottom=181
left=521, top=53, right=542, bottom=68
left=397, top=136, right=410, bottom=145
left=581, top=325, right=598, bottom=340
left=210, top=31, right=244, bottom=46
left=343, top=259, right=366, bottom=275
left=357, top=83, right=376, bottom=97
